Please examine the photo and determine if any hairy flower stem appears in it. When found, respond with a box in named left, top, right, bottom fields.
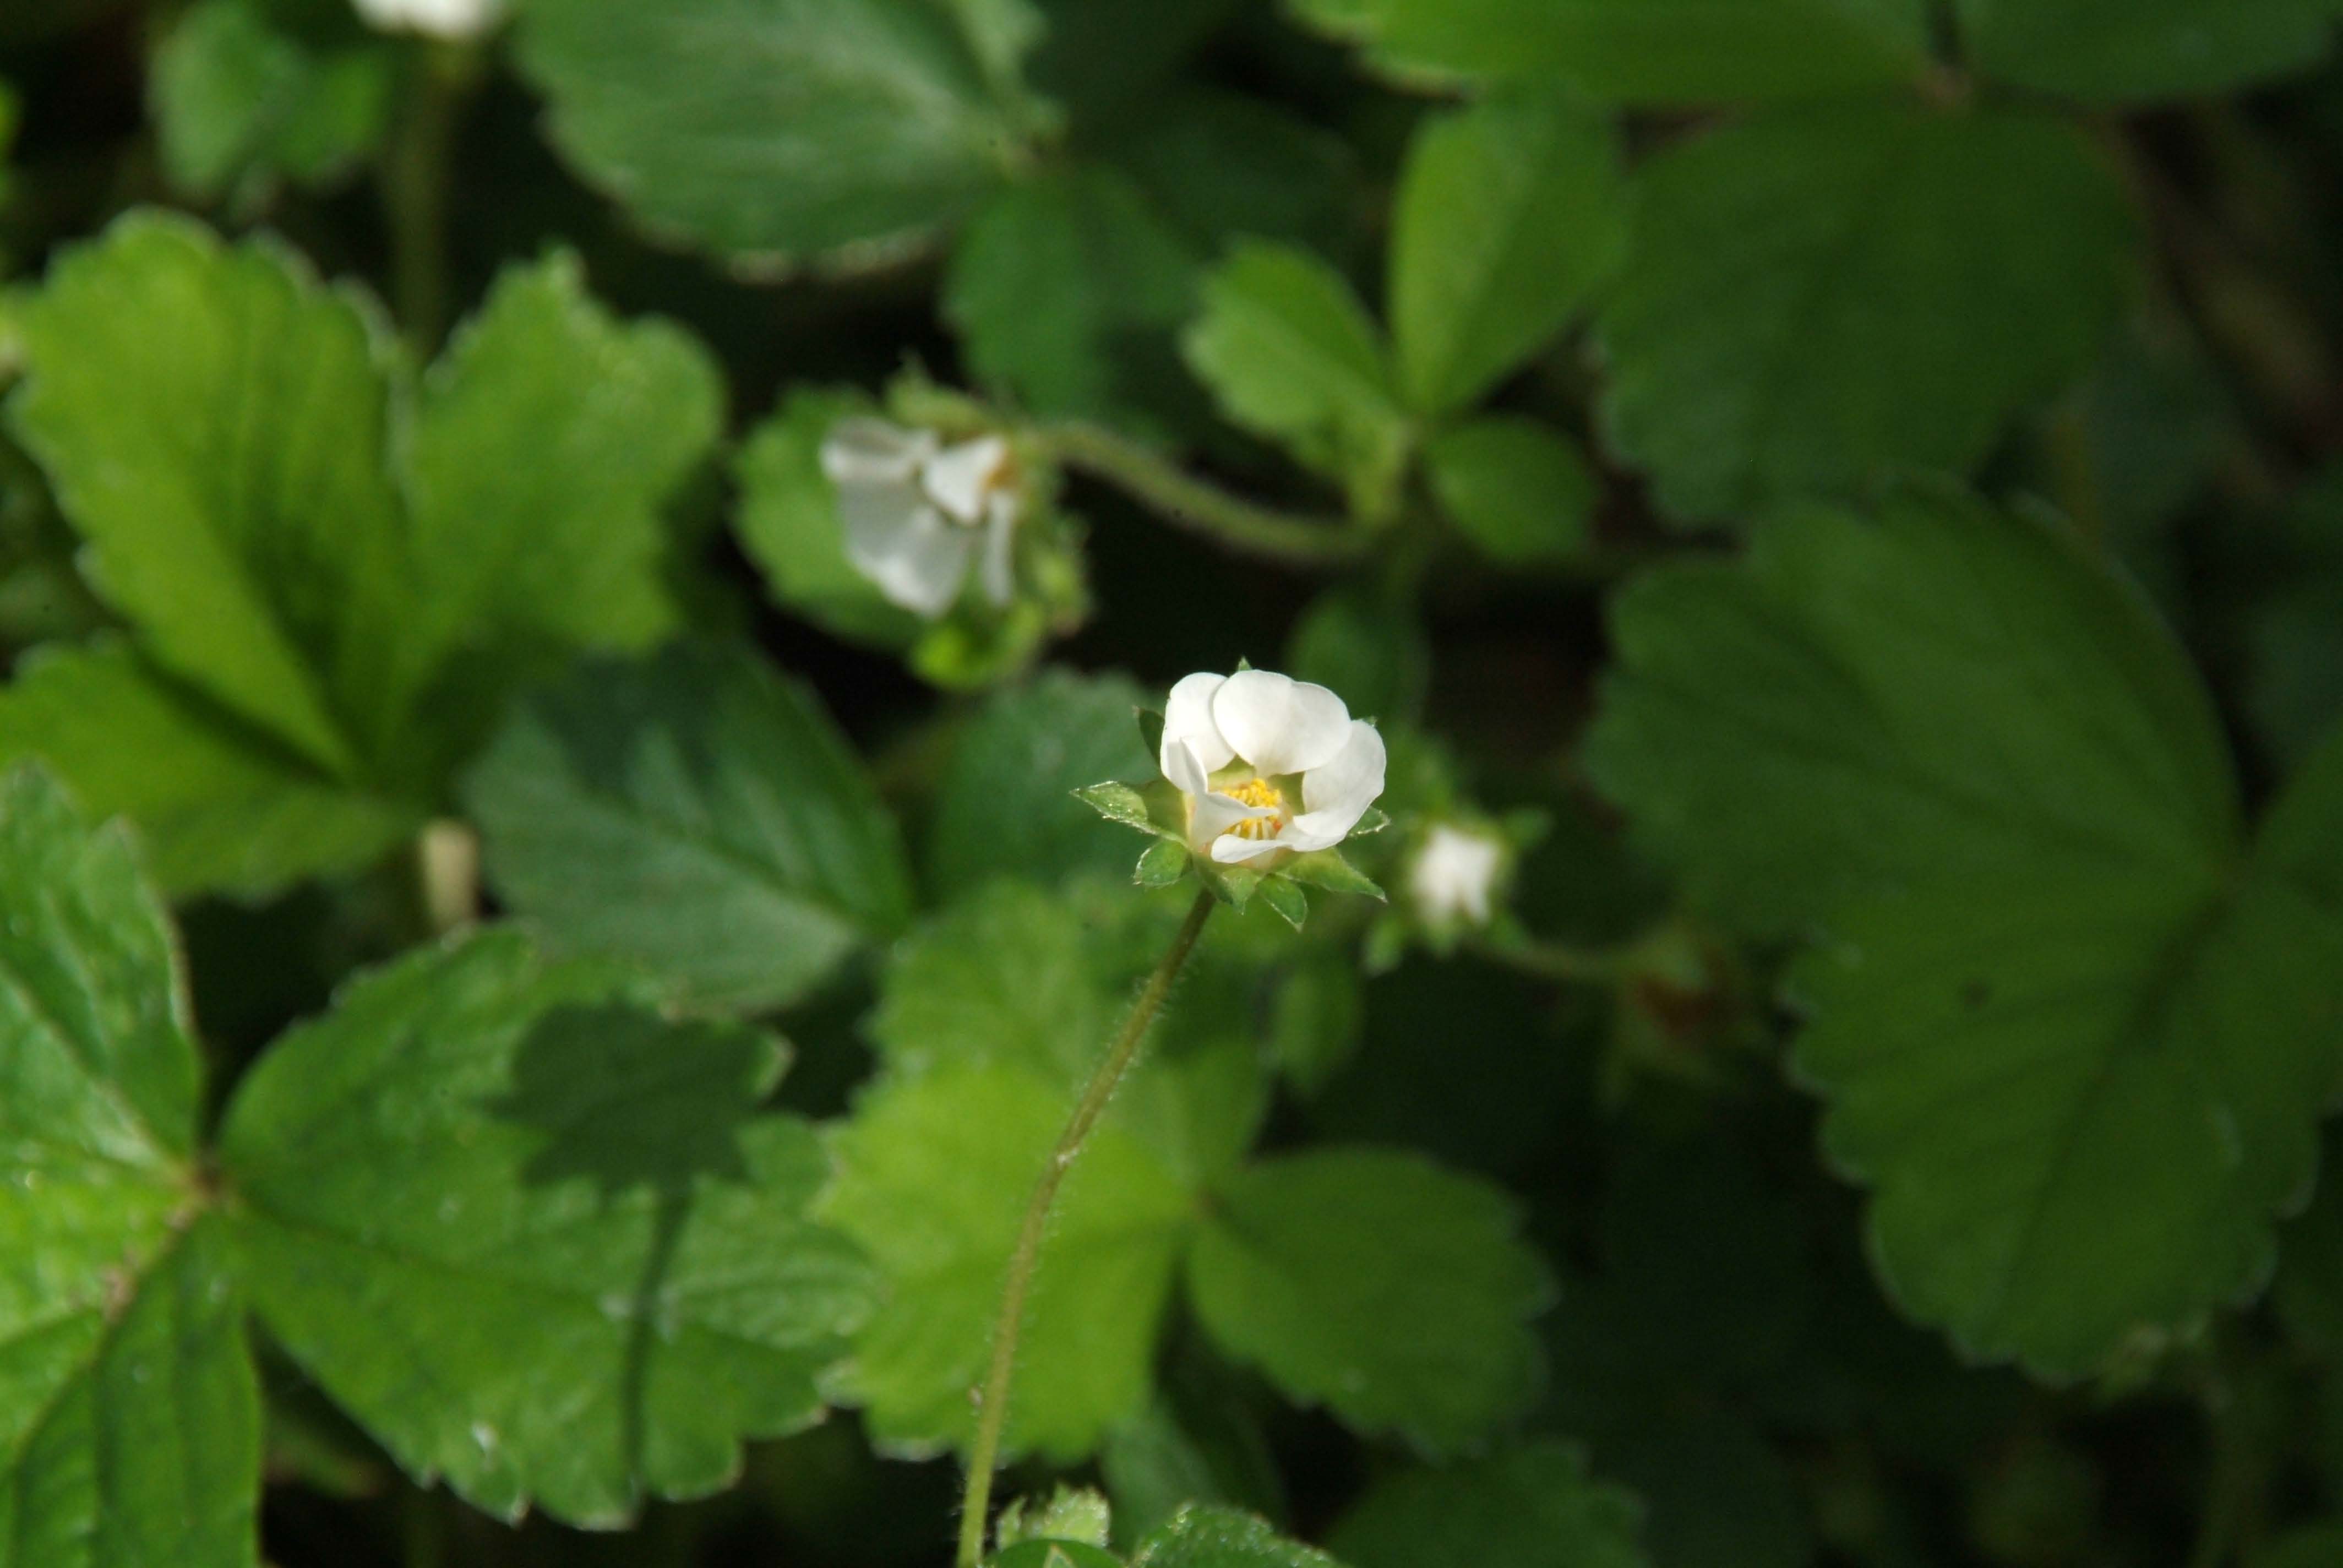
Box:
left=1039, top=421, right=1371, bottom=569
left=956, top=888, right=1217, bottom=1568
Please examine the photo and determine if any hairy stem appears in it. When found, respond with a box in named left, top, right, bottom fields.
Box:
left=1038, top=421, right=1371, bottom=568
left=956, top=888, right=1217, bottom=1567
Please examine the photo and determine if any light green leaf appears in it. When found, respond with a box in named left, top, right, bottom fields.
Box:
left=150, top=0, right=390, bottom=203
left=1585, top=492, right=2343, bottom=1375
left=399, top=251, right=723, bottom=723
left=1287, top=0, right=1930, bottom=104
left=219, top=930, right=873, bottom=1527
left=1957, top=0, right=2343, bottom=103
left=0, top=766, right=257, bottom=1568
left=1182, top=242, right=1409, bottom=518
left=1327, top=1443, right=1649, bottom=1568
left=1187, top=1148, right=1552, bottom=1453
left=734, top=389, right=927, bottom=648
left=945, top=168, right=1199, bottom=428
left=820, top=1063, right=1194, bottom=1461
left=7, top=211, right=406, bottom=776
left=517, top=0, right=1044, bottom=268
left=1390, top=84, right=1625, bottom=417
left=1596, top=105, right=2135, bottom=523
left=0, top=639, right=415, bottom=901
left=935, top=670, right=1159, bottom=896
left=1425, top=418, right=1595, bottom=567
left=1134, top=1505, right=1344, bottom=1568
left=463, top=641, right=912, bottom=1012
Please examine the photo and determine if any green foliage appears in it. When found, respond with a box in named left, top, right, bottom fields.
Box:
left=517, top=0, right=1049, bottom=267
left=1955, top=0, right=2343, bottom=102
left=1135, top=1506, right=1345, bottom=1568
left=221, top=930, right=874, bottom=1526
left=1596, top=106, right=2135, bottom=522
left=1425, top=418, right=1595, bottom=566
left=1587, top=490, right=2343, bottom=1375
left=1328, top=1443, right=1649, bottom=1568
left=150, top=0, right=391, bottom=205
left=464, top=641, right=912, bottom=1011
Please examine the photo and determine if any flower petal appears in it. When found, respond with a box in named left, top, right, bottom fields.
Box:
left=1190, top=790, right=1266, bottom=850
left=922, top=434, right=1011, bottom=524
left=1162, top=673, right=1235, bottom=777
left=821, top=417, right=934, bottom=486
left=840, top=483, right=973, bottom=618
left=1211, top=835, right=1290, bottom=864
left=977, top=491, right=1017, bottom=608
left=1290, top=720, right=1387, bottom=843
left=1212, top=670, right=1352, bottom=777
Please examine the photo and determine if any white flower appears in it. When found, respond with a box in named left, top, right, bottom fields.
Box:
left=352, top=0, right=502, bottom=39
left=1158, top=669, right=1386, bottom=865
left=819, top=417, right=1021, bottom=619
left=1410, top=824, right=1505, bottom=926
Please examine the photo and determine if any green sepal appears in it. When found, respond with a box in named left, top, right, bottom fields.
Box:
left=1195, top=857, right=1262, bottom=911
left=1135, top=839, right=1191, bottom=888
left=1136, top=705, right=1165, bottom=760
left=1260, top=874, right=1309, bottom=930
left=1283, top=848, right=1385, bottom=900
left=1076, top=780, right=1156, bottom=834
left=1000, top=1487, right=1113, bottom=1550
left=1350, top=807, right=1392, bottom=837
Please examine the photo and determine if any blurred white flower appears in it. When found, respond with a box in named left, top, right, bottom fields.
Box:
left=819, top=418, right=1021, bottom=619
left=1158, top=669, right=1385, bottom=865
left=1410, top=824, right=1504, bottom=927
left=352, top=0, right=502, bottom=39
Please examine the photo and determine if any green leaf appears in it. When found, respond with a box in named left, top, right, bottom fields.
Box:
left=1105, top=90, right=1360, bottom=261
left=151, top=0, right=390, bottom=204
left=1136, top=840, right=1191, bottom=888
left=1286, top=589, right=1427, bottom=725
left=517, top=0, right=1044, bottom=268
left=399, top=251, right=723, bottom=723
left=1425, top=418, right=1596, bottom=567
left=1328, top=1443, right=1649, bottom=1568
left=1182, top=241, right=1409, bottom=518
left=0, top=639, right=415, bottom=900
left=463, top=641, right=912, bottom=1012
left=1134, top=1505, right=1344, bottom=1568
left=1187, top=1149, right=1552, bottom=1453
left=995, top=1543, right=1127, bottom=1568
left=1258, top=875, right=1308, bottom=930
left=0, top=766, right=258, bottom=1568
left=820, top=1063, right=1194, bottom=1461
left=219, top=930, right=873, bottom=1527
left=1281, top=849, right=1382, bottom=900
left=1957, top=0, right=2343, bottom=102
left=1102, top=1356, right=1289, bottom=1547
left=7, top=211, right=405, bottom=777
left=734, top=388, right=927, bottom=648
left=944, top=168, right=1200, bottom=429
left=1596, top=105, right=2135, bottom=523
left=1288, top=0, right=1931, bottom=103
left=1389, top=84, right=1625, bottom=417
left=1585, top=492, right=2343, bottom=1375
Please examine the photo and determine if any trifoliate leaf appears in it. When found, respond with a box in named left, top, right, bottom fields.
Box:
left=399, top=251, right=723, bottom=724
left=1957, top=0, right=2343, bottom=103
left=1585, top=491, right=2343, bottom=1375
left=1286, top=0, right=1930, bottom=104
left=935, top=670, right=1159, bottom=896
left=820, top=1063, right=1195, bottom=1461
left=1596, top=106, right=2135, bottom=523
left=0, top=639, right=415, bottom=900
left=1389, top=84, right=1625, bottom=417
left=463, top=641, right=912, bottom=1012
left=1425, top=418, right=1596, bottom=567
left=1134, top=1505, right=1344, bottom=1568
left=1327, top=1443, right=1649, bottom=1568
left=1182, top=242, right=1409, bottom=518
left=944, top=168, right=1200, bottom=431
left=7, top=211, right=404, bottom=777
left=1187, top=1149, right=1553, bottom=1453
left=517, top=0, right=1045, bottom=269
left=0, top=766, right=258, bottom=1568
left=219, top=930, right=873, bottom=1527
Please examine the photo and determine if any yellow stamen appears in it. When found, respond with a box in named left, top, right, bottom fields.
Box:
left=1225, top=777, right=1285, bottom=840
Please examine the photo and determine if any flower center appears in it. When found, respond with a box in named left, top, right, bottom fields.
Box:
left=1225, top=777, right=1285, bottom=840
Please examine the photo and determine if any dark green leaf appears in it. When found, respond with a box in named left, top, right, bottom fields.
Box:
left=464, top=641, right=912, bottom=1012
left=935, top=671, right=1161, bottom=895
left=1596, top=106, right=2135, bottom=522
left=220, top=930, right=873, bottom=1527
left=1426, top=418, right=1596, bottom=567
left=1328, top=1443, right=1649, bottom=1568
left=1958, top=0, right=2343, bottom=102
